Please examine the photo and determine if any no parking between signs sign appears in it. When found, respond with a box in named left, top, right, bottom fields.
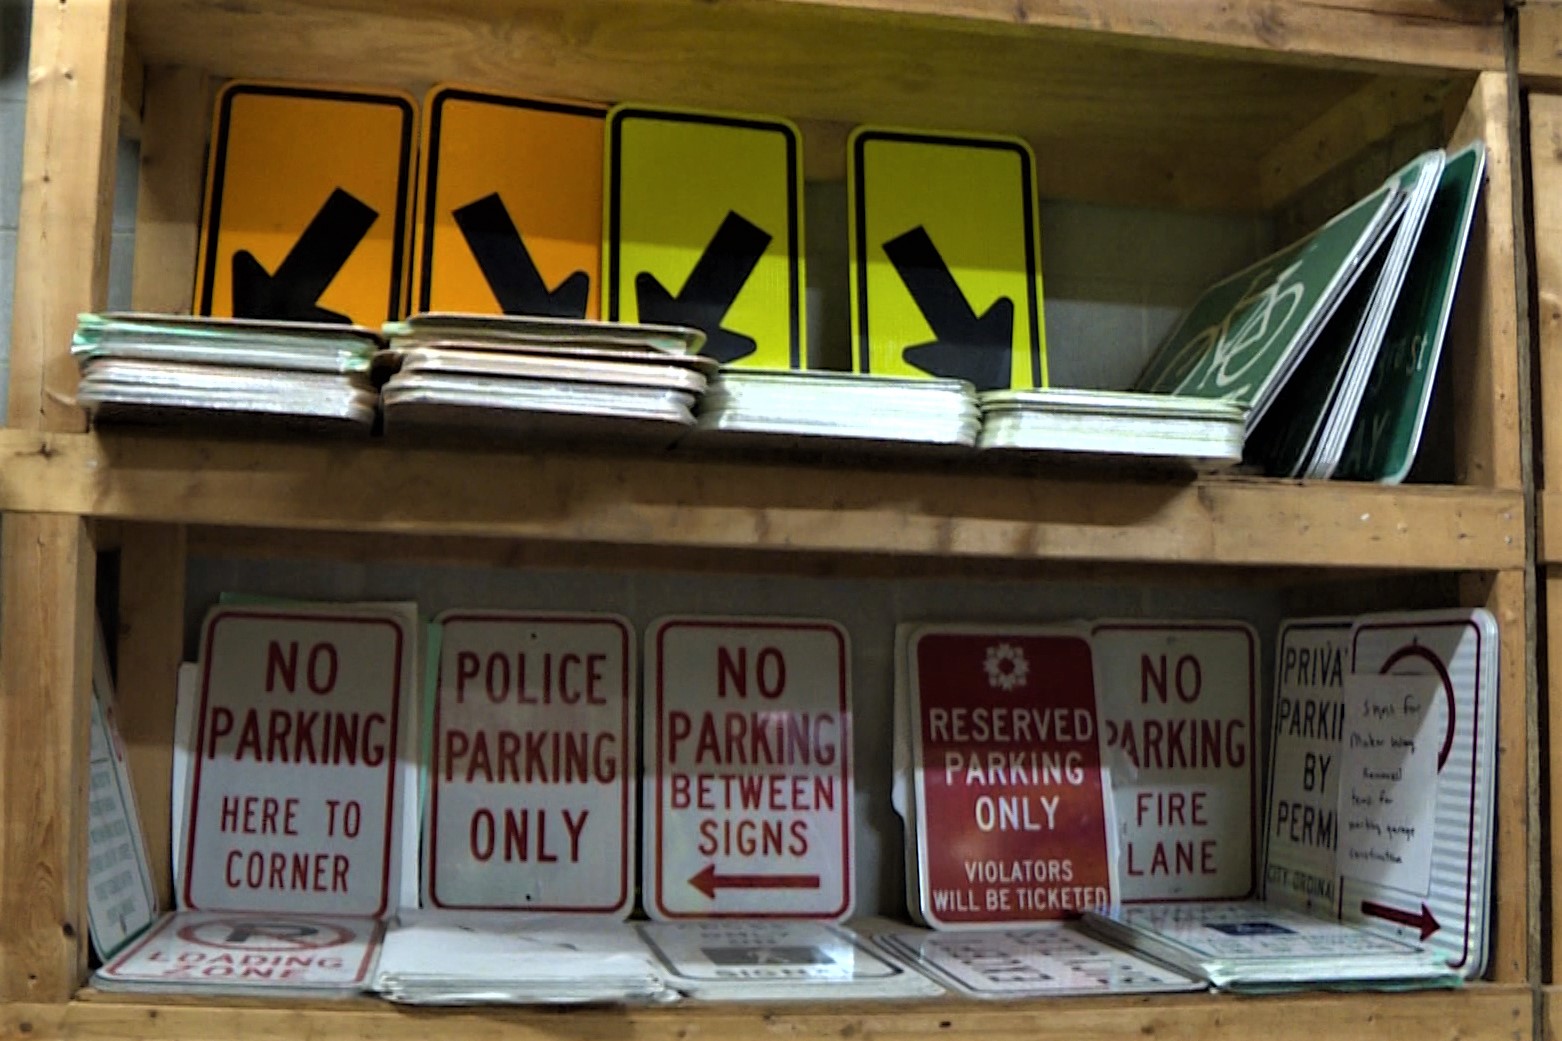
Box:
left=647, top=617, right=852, bottom=920
left=427, top=612, right=635, bottom=914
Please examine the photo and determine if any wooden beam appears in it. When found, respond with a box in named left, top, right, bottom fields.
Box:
left=0, top=430, right=1527, bottom=572
left=6, top=983, right=1535, bottom=1041
left=113, top=524, right=186, bottom=911
left=0, top=516, right=96, bottom=1001
left=1256, top=74, right=1462, bottom=210
left=1530, top=94, right=1562, bottom=502
left=128, top=66, right=210, bottom=314
left=9, top=0, right=126, bottom=433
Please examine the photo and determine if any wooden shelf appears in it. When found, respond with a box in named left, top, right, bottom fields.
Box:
left=0, top=429, right=1524, bottom=573
left=0, top=983, right=1531, bottom=1041
left=124, top=0, right=1498, bottom=210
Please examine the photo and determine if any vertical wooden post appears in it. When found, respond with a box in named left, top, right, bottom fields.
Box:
left=114, top=524, right=187, bottom=911
left=1448, top=70, right=1523, bottom=490
left=129, top=65, right=210, bottom=314
left=7, top=0, right=126, bottom=432
left=0, top=516, right=96, bottom=1000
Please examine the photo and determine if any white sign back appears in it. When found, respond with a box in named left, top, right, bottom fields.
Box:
left=1093, top=621, right=1257, bottom=901
left=646, top=617, right=853, bottom=920
left=183, top=607, right=412, bottom=916
left=427, top=611, right=635, bottom=914
left=88, top=685, right=158, bottom=960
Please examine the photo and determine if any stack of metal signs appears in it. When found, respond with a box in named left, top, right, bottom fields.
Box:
left=379, top=313, right=712, bottom=445
left=637, top=921, right=945, bottom=1001
left=371, top=914, right=673, bottom=1005
left=72, top=313, right=380, bottom=432
left=1134, top=143, right=1485, bottom=482
left=693, top=370, right=980, bottom=450
left=976, top=388, right=1245, bottom=469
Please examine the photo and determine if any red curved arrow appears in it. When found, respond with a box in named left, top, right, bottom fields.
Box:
left=689, top=864, right=820, bottom=900
left=1361, top=900, right=1440, bottom=940
left=1379, top=643, right=1456, bottom=771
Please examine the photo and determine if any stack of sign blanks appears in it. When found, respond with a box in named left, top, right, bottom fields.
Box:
left=694, top=370, right=980, bottom=451
left=380, top=312, right=712, bottom=445
left=371, top=914, right=673, bottom=1005
left=636, top=921, right=944, bottom=1001
left=72, top=313, right=379, bottom=432
left=874, top=925, right=1204, bottom=999
left=976, top=388, right=1245, bottom=469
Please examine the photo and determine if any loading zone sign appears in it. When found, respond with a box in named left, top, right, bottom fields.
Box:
left=99, top=912, right=382, bottom=989
left=647, top=617, right=852, bottom=920
left=427, top=612, right=634, bottom=915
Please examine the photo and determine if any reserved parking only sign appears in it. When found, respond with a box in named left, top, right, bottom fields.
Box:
left=646, top=617, right=852, bottom=920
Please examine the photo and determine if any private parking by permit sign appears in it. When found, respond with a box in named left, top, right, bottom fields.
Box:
left=646, top=617, right=852, bottom=920
left=427, top=612, right=634, bottom=915
left=908, top=626, right=1114, bottom=927
left=182, top=606, right=413, bottom=916
left=1264, top=618, right=1350, bottom=914
left=98, top=911, right=382, bottom=992
left=1092, top=621, right=1257, bottom=902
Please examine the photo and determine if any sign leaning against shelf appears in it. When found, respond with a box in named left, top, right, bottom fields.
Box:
left=97, top=602, right=420, bottom=997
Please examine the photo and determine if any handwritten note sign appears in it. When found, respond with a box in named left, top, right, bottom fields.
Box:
left=1339, top=673, right=1440, bottom=895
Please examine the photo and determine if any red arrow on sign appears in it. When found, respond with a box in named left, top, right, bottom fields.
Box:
left=689, top=864, right=821, bottom=900
left=1361, top=900, right=1441, bottom=940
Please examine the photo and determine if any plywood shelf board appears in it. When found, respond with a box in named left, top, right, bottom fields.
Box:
left=123, top=0, right=1479, bottom=210
left=0, top=430, right=1525, bottom=570
left=8, top=984, right=1530, bottom=1041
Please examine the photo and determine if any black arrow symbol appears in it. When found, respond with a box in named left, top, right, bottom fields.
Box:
left=636, top=210, right=771, bottom=364
left=452, top=192, right=590, bottom=319
left=231, top=187, right=378, bottom=324
left=883, top=225, right=1014, bottom=391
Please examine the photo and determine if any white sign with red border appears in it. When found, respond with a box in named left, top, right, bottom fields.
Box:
left=182, top=605, right=414, bottom=916
left=1338, top=609, right=1498, bottom=979
left=426, top=611, right=635, bottom=915
left=646, top=617, right=853, bottom=921
left=98, top=911, right=382, bottom=991
left=1092, top=621, right=1258, bottom=902
left=907, top=624, right=1115, bottom=927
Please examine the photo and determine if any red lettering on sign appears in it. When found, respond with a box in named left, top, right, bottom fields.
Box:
left=441, top=729, right=617, bottom=784
left=1125, top=838, right=1220, bottom=877
left=468, top=807, right=590, bottom=863
left=218, top=795, right=300, bottom=836
left=223, top=849, right=350, bottom=892
left=697, top=817, right=809, bottom=856
left=264, top=640, right=339, bottom=695
left=665, top=710, right=839, bottom=766
left=212, top=709, right=388, bottom=766
left=1110, top=718, right=1247, bottom=770
left=454, top=650, right=610, bottom=705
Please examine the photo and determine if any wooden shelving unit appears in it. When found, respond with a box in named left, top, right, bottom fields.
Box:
left=1, top=0, right=1538, bottom=1037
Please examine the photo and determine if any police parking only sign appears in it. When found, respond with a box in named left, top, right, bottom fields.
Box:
left=427, top=611, right=634, bottom=915
left=646, top=617, right=852, bottom=920
left=182, top=606, right=413, bottom=916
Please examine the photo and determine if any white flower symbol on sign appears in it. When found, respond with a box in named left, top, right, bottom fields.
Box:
left=983, top=643, right=1029, bottom=691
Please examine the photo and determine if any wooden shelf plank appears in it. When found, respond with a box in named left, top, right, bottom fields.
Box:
left=124, top=0, right=1481, bottom=210
left=5, top=984, right=1531, bottom=1041
left=0, top=430, right=1525, bottom=572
